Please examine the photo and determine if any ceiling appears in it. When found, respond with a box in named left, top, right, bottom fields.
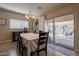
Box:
left=0, top=3, right=70, bottom=17
left=47, top=14, right=74, bottom=23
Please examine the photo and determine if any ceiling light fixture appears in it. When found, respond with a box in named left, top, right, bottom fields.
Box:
left=25, top=4, right=36, bottom=20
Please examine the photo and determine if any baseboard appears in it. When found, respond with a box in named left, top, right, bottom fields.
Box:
left=0, top=40, right=12, bottom=43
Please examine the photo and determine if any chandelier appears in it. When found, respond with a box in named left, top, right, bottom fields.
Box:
left=25, top=4, right=36, bottom=20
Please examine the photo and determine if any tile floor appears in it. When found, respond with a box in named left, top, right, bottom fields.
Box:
left=0, top=41, right=79, bottom=56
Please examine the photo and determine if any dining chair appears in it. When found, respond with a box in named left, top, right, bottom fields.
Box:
left=31, top=32, right=49, bottom=56
left=17, top=32, right=27, bottom=56
left=22, top=28, right=28, bottom=33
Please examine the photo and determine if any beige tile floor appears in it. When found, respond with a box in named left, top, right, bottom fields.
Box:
left=0, top=41, right=78, bottom=56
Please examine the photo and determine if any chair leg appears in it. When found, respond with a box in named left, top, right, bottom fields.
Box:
left=45, top=49, right=47, bottom=56
left=37, top=52, right=39, bottom=56
left=19, top=45, right=20, bottom=52
left=22, top=47, right=23, bottom=56
left=31, top=52, right=33, bottom=56
left=19, top=44, right=21, bottom=54
left=17, top=42, right=19, bottom=48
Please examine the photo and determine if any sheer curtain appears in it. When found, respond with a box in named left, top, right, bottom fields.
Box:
left=39, top=16, right=48, bottom=32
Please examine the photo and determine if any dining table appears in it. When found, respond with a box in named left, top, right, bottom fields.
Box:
left=20, top=33, right=39, bottom=56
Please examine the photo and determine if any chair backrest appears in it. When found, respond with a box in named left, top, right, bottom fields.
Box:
left=22, top=28, right=28, bottom=33
left=37, top=32, right=49, bottom=50
left=39, top=30, right=43, bottom=33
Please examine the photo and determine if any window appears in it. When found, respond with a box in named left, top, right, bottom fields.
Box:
left=10, top=19, right=29, bottom=29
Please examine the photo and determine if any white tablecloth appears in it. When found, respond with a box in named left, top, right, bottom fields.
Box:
left=20, top=33, right=39, bottom=56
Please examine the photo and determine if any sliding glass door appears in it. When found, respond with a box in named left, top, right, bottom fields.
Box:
left=44, top=14, right=74, bottom=49
left=54, top=14, right=74, bottom=49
